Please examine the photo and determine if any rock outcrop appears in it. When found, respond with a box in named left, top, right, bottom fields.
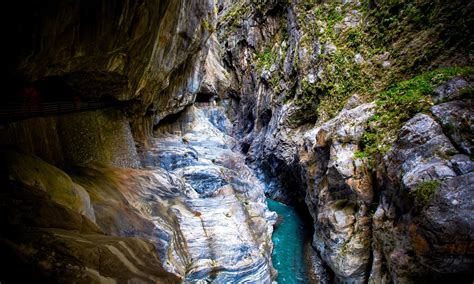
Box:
left=372, top=107, right=474, bottom=282
left=0, top=156, right=179, bottom=283
left=2, top=0, right=215, bottom=163
left=300, top=102, right=375, bottom=282
left=147, top=105, right=276, bottom=282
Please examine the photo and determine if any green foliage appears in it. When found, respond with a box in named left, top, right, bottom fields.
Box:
left=354, top=151, right=369, bottom=159
left=365, top=0, right=473, bottom=74
left=310, top=0, right=473, bottom=122
left=410, top=180, right=440, bottom=206
left=222, top=0, right=473, bottom=131
left=326, top=5, right=344, bottom=32
left=358, top=67, right=473, bottom=160
left=346, top=29, right=363, bottom=50
left=202, top=19, right=215, bottom=33
left=459, top=87, right=474, bottom=100
left=255, top=47, right=276, bottom=71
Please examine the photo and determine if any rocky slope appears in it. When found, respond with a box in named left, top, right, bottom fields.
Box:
left=216, top=0, right=473, bottom=282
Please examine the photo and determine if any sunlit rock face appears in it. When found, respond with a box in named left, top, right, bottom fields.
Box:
left=299, top=102, right=375, bottom=283
left=145, top=105, right=276, bottom=282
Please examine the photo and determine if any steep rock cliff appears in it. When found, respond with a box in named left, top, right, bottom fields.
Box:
left=216, top=0, right=473, bottom=282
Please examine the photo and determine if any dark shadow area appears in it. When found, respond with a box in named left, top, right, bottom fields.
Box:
left=195, top=92, right=215, bottom=103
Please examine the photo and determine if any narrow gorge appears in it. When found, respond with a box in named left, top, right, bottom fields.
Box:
left=0, top=0, right=473, bottom=283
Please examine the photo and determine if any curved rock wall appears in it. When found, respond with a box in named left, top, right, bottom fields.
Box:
left=6, top=0, right=213, bottom=104
left=2, top=0, right=215, bottom=162
left=0, top=109, right=140, bottom=168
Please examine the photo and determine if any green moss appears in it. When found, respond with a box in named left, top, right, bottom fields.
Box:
left=202, top=19, right=215, bottom=33
left=459, top=87, right=474, bottom=100
left=255, top=47, right=276, bottom=71
left=410, top=180, right=440, bottom=206
left=354, top=151, right=369, bottom=159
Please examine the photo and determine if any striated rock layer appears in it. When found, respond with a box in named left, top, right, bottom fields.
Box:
left=114, top=104, right=276, bottom=282
left=0, top=104, right=276, bottom=283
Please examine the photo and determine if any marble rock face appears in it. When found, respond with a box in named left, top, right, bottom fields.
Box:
left=0, top=104, right=277, bottom=283
left=143, top=105, right=277, bottom=282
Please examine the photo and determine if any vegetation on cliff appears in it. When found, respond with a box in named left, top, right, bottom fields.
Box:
left=358, top=66, right=473, bottom=160
left=219, top=0, right=473, bottom=124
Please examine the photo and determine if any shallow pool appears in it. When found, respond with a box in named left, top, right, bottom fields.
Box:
left=267, top=199, right=311, bottom=283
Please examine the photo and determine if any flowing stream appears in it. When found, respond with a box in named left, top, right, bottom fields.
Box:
left=267, top=199, right=312, bottom=283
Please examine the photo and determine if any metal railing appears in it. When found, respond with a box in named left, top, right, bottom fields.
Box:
left=0, top=101, right=119, bottom=122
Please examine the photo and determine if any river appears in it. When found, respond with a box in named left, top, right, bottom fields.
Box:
left=267, top=199, right=312, bottom=283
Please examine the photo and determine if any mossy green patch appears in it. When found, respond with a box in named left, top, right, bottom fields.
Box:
left=220, top=1, right=251, bottom=30
left=255, top=47, right=277, bottom=71
left=410, top=180, right=440, bottom=206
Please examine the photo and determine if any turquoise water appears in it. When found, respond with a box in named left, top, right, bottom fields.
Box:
left=267, top=199, right=310, bottom=283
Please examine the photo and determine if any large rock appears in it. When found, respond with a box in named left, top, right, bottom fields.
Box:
left=372, top=112, right=474, bottom=283
left=0, top=181, right=179, bottom=283
left=300, top=103, right=375, bottom=283
left=431, top=99, right=474, bottom=155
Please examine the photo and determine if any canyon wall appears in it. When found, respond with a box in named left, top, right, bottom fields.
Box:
left=1, top=0, right=473, bottom=282
left=216, top=0, right=473, bottom=282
